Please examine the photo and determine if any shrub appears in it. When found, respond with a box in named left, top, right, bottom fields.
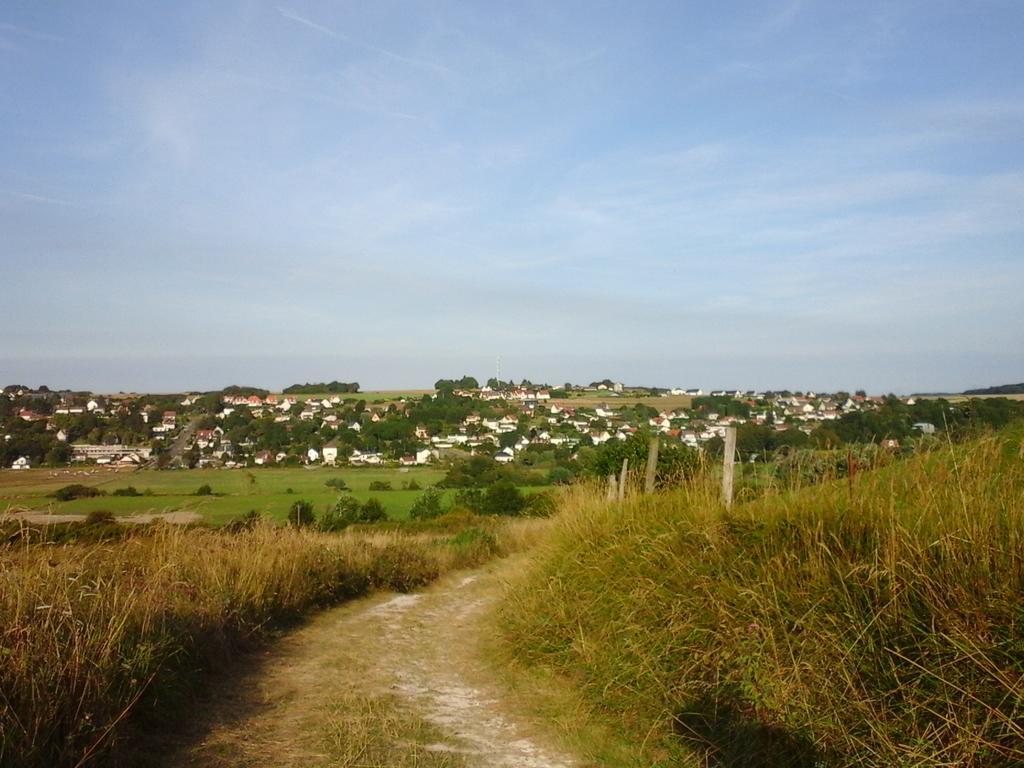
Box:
left=547, top=466, right=574, bottom=485
left=317, top=497, right=386, bottom=531
left=409, top=488, right=446, bottom=520
left=194, top=484, right=213, bottom=496
left=224, top=510, right=261, bottom=533
left=359, top=498, right=387, bottom=523
left=368, top=480, right=393, bottom=491
left=406, top=479, right=422, bottom=491
left=324, top=477, right=349, bottom=491
left=287, top=499, right=315, bottom=527
left=111, top=486, right=141, bottom=497
left=481, top=481, right=527, bottom=516
left=84, top=509, right=116, bottom=526
left=451, top=488, right=483, bottom=513
left=50, top=484, right=105, bottom=502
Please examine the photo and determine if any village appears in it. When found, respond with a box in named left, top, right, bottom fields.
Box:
left=0, top=381, right=927, bottom=472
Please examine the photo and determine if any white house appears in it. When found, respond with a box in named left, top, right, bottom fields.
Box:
left=11, top=456, right=30, bottom=470
left=494, top=447, right=515, bottom=464
left=322, top=443, right=339, bottom=465
left=306, top=447, right=320, bottom=463
left=415, top=448, right=433, bottom=465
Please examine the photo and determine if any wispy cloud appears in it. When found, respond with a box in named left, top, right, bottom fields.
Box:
left=1, top=189, right=76, bottom=207
left=0, top=21, right=62, bottom=43
left=276, top=7, right=453, bottom=76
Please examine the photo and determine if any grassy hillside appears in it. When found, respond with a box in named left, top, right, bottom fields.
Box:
left=0, top=516, right=549, bottom=768
left=499, top=430, right=1024, bottom=767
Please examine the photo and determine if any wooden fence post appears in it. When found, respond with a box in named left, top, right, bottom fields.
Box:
left=617, top=458, right=629, bottom=502
left=644, top=437, right=659, bottom=494
left=722, top=427, right=737, bottom=508
left=607, top=474, right=617, bottom=500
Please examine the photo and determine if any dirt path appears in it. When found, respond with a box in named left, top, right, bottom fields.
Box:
left=148, top=556, right=577, bottom=768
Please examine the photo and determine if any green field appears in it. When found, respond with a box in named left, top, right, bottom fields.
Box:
left=0, top=466, right=460, bottom=524
left=289, top=389, right=433, bottom=404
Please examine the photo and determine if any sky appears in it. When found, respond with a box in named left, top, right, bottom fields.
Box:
left=1, top=1, right=1022, bottom=393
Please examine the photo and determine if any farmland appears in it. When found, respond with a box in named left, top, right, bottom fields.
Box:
left=0, top=466, right=474, bottom=524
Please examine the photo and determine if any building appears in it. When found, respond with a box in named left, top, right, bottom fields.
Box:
left=71, top=444, right=153, bottom=462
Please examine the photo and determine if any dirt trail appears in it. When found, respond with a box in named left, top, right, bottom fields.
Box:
left=151, top=556, right=577, bottom=768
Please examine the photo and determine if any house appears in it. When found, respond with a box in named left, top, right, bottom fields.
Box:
left=56, top=429, right=68, bottom=442
left=494, top=447, right=515, bottom=464
left=322, top=443, right=339, bottom=465
left=415, top=448, right=433, bottom=465
left=254, top=450, right=273, bottom=465
left=913, top=422, right=936, bottom=435
left=162, top=411, right=177, bottom=427
left=306, top=447, right=320, bottom=463
left=350, top=450, right=383, bottom=466
left=11, top=456, right=30, bottom=470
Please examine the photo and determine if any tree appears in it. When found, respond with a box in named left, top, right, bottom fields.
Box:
left=288, top=499, right=316, bottom=527
left=409, top=488, right=446, bottom=519
left=481, top=481, right=526, bottom=516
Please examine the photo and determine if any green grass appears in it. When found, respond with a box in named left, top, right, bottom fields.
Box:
left=499, top=428, right=1024, bottom=767
left=1, top=467, right=447, bottom=523
left=1, top=467, right=549, bottom=524
left=288, top=389, right=432, bottom=403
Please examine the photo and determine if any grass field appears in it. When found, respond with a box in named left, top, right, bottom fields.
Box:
left=549, top=393, right=692, bottom=410
left=288, top=390, right=433, bottom=404
left=0, top=466, right=461, bottom=524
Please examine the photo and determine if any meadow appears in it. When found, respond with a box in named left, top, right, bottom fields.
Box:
left=499, top=428, right=1024, bottom=767
left=0, top=467, right=473, bottom=524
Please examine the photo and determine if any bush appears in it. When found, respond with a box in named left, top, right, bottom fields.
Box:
left=111, top=486, right=141, bottom=497
left=406, top=479, right=422, bottom=491
left=368, top=480, right=393, bottom=491
left=287, top=499, right=316, bottom=527
left=224, top=510, right=261, bottom=533
left=317, top=497, right=386, bottom=531
left=194, top=484, right=213, bottom=496
left=359, top=498, right=387, bottom=523
left=409, top=488, right=446, bottom=520
left=50, top=484, right=105, bottom=502
left=451, top=487, right=483, bottom=513
left=324, top=477, right=349, bottom=491
left=83, top=510, right=116, bottom=526
left=547, top=466, right=574, bottom=485
left=481, top=481, right=527, bottom=516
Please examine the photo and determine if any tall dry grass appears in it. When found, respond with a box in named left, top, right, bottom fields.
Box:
left=0, top=516, right=538, bottom=768
left=499, top=430, right=1024, bottom=767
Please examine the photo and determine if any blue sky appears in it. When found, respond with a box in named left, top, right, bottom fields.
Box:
left=1, top=1, right=1022, bottom=393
